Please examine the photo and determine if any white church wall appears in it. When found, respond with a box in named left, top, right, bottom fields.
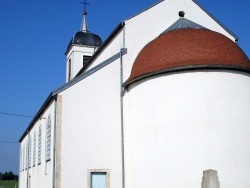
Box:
left=86, top=28, right=125, bottom=71
left=125, top=71, right=250, bottom=188
left=60, top=57, right=123, bottom=188
left=122, top=0, right=236, bottom=82
left=19, top=101, right=55, bottom=188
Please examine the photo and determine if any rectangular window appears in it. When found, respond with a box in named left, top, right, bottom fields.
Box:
left=88, top=169, right=110, bottom=188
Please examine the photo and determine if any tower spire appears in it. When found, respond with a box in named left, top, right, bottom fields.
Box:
left=80, top=0, right=89, bottom=32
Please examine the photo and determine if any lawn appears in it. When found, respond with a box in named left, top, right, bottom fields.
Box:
left=0, top=180, right=18, bottom=188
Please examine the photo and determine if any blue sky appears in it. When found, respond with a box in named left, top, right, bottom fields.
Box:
left=0, top=0, right=249, bottom=174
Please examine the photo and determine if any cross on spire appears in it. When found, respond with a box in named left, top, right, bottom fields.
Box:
left=80, top=0, right=89, bottom=32
left=81, top=0, right=89, bottom=13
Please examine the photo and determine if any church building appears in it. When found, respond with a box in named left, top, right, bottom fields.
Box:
left=19, top=0, right=250, bottom=188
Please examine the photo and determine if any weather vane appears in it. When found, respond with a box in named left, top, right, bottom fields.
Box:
left=81, top=0, right=89, bottom=13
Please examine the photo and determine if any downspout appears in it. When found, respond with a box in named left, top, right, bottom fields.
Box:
left=120, top=48, right=125, bottom=188
left=52, top=96, right=57, bottom=188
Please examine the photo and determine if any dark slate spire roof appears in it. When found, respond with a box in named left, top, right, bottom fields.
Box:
left=162, top=18, right=207, bottom=34
left=66, top=10, right=102, bottom=54
left=66, top=32, right=102, bottom=50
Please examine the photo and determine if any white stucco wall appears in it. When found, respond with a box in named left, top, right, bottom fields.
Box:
left=86, top=28, right=125, bottom=71
left=60, top=57, right=123, bottom=188
left=19, top=101, right=55, bottom=188
left=125, top=71, right=250, bottom=188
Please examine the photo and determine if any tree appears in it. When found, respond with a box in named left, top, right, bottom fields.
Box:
left=0, top=171, right=18, bottom=181
left=2, top=171, right=15, bottom=180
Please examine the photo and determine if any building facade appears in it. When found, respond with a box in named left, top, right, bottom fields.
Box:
left=19, top=0, right=250, bottom=188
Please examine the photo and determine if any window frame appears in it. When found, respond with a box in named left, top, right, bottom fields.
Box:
left=87, top=169, right=110, bottom=188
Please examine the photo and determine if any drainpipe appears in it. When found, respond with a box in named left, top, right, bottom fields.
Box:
left=52, top=96, right=57, bottom=188
left=120, top=48, right=125, bottom=188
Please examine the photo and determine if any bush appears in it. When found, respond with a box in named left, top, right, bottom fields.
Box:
left=0, top=171, right=16, bottom=181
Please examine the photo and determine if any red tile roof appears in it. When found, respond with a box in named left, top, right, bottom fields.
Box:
left=126, top=29, right=250, bottom=85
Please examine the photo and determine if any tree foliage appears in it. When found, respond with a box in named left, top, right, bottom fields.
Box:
left=0, top=171, right=18, bottom=180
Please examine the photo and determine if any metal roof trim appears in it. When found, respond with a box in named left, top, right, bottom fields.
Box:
left=19, top=93, right=55, bottom=142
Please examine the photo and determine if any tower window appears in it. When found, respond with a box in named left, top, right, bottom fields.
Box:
left=68, top=58, right=72, bottom=81
left=83, top=55, right=91, bottom=66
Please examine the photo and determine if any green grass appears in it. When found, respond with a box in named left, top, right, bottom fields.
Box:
left=0, top=180, right=18, bottom=188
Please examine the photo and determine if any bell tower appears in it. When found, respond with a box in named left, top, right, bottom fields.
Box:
left=65, top=1, right=102, bottom=82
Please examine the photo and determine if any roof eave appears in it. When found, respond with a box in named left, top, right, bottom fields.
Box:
left=19, top=93, right=56, bottom=142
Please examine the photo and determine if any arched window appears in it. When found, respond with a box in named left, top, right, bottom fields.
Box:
left=23, top=146, right=25, bottom=170
left=46, top=114, right=52, bottom=161
left=29, top=135, right=31, bottom=168
left=20, top=147, right=22, bottom=171
left=33, top=132, right=36, bottom=166
left=38, top=126, right=42, bottom=165
left=26, top=141, right=28, bottom=169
